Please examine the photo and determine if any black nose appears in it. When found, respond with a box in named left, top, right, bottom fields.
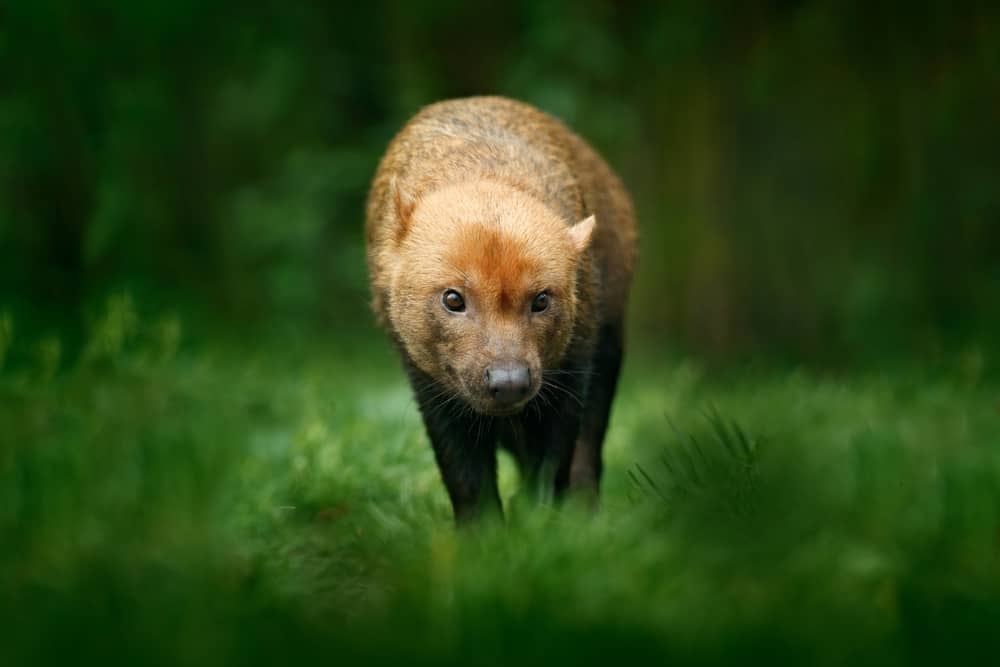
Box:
left=485, top=365, right=531, bottom=405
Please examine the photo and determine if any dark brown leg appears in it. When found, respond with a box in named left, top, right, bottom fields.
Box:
left=569, top=322, right=624, bottom=495
left=405, top=361, right=501, bottom=523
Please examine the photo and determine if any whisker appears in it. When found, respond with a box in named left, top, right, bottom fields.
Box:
left=541, top=375, right=581, bottom=394
left=542, top=368, right=596, bottom=379
left=541, top=379, right=584, bottom=408
left=535, top=386, right=555, bottom=410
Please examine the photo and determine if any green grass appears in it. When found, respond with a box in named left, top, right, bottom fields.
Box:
left=2, top=307, right=999, bottom=665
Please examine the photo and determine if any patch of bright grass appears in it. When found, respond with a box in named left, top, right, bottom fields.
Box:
left=2, top=306, right=999, bottom=665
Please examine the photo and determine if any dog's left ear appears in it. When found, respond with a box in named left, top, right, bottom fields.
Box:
left=567, top=215, right=595, bottom=253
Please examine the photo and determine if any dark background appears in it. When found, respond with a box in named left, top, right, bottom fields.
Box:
left=2, top=0, right=998, bottom=363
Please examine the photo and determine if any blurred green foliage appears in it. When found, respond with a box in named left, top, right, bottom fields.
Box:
left=2, top=1, right=998, bottom=362
left=1, top=302, right=998, bottom=665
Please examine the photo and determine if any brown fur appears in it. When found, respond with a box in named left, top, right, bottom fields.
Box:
left=367, top=97, right=635, bottom=382
left=365, top=96, right=636, bottom=516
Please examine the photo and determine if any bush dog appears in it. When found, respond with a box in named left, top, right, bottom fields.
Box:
left=366, top=96, right=636, bottom=521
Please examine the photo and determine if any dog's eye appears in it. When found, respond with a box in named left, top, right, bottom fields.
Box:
left=531, top=291, right=550, bottom=313
left=442, top=289, right=466, bottom=313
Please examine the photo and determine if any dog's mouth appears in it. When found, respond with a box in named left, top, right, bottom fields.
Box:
left=471, top=388, right=539, bottom=417
left=480, top=404, right=526, bottom=417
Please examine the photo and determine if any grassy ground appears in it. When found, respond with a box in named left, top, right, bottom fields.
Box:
left=2, top=305, right=999, bottom=665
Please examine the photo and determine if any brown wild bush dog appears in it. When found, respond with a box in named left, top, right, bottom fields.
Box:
left=366, top=96, right=636, bottom=521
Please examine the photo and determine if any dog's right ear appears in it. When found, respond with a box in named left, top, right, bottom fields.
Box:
left=392, top=176, right=416, bottom=241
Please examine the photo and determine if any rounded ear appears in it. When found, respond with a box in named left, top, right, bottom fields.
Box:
left=567, top=214, right=596, bottom=253
left=391, top=176, right=417, bottom=242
